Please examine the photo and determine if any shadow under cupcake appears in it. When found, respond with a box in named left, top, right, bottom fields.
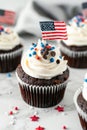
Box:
left=16, top=39, right=69, bottom=108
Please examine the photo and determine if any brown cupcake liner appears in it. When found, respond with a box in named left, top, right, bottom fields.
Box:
left=0, top=47, right=23, bottom=73
left=61, top=51, right=87, bottom=68
left=59, top=43, right=87, bottom=57
left=59, top=43, right=87, bottom=68
left=74, top=88, right=87, bottom=130
left=16, top=73, right=68, bottom=108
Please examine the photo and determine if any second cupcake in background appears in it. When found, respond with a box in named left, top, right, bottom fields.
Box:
left=74, top=73, right=87, bottom=130
left=16, top=39, right=69, bottom=108
left=59, top=15, right=87, bottom=68
left=0, top=26, right=23, bottom=73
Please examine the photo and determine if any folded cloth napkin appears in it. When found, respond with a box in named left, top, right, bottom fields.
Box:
left=15, top=0, right=66, bottom=37
left=14, top=0, right=68, bottom=37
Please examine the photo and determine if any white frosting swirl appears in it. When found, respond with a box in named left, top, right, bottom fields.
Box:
left=0, top=28, right=20, bottom=50
left=82, top=73, right=87, bottom=101
left=21, top=39, right=68, bottom=79
left=63, top=20, right=87, bottom=46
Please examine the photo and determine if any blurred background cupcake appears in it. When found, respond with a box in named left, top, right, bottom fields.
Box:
left=0, top=26, right=23, bottom=73
left=74, top=73, right=87, bottom=130
left=16, top=39, right=69, bottom=108
left=59, top=15, right=87, bottom=68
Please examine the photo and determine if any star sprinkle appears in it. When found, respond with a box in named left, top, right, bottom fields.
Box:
left=46, top=45, right=51, bottom=49
left=29, top=54, right=32, bottom=57
left=9, top=111, right=14, bottom=115
left=35, top=126, right=45, bottom=130
left=59, top=56, right=62, bottom=59
left=32, top=43, right=37, bottom=47
left=62, top=125, right=67, bottom=130
left=84, top=79, right=87, bottom=82
left=14, top=106, right=19, bottom=111
left=56, top=59, right=60, bottom=64
left=7, top=73, right=11, bottom=78
left=55, top=105, right=64, bottom=112
left=8, top=106, right=19, bottom=115
left=36, top=55, right=41, bottom=60
left=50, top=46, right=55, bottom=50
left=32, top=51, right=37, bottom=55
left=0, top=26, right=4, bottom=32
left=50, top=57, right=54, bottom=63
left=30, top=115, right=39, bottom=121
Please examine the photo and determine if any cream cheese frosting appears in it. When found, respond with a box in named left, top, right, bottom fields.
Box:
left=63, top=15, right=87, bottom=46
left=0, top=26, right=20, bottom=50
left=21, top=39, right=68, bottom=79
left=82, top=73, right=87, bottom=101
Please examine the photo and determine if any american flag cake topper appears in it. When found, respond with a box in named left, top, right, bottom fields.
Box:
left=0, top=9, right=16, bottom=25
left=40, top=21, right=68, bottom=40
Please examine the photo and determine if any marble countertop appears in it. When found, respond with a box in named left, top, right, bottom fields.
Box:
left=0, top=36, right=86, bottom=130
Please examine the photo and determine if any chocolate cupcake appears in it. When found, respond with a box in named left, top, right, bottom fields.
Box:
left=0, top=26, right=23, bottom=72
left=59, top=15, right=87, bottom=68
left=16, top=39, right=69, bottom=108
left=74, top=73, right=87, bottom=130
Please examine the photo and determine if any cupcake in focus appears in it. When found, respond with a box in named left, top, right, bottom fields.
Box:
left=16, top=39, right=69, bottom=108
left=0, top=26, right=23, bottom=73
left=59, top=15, right=87, bottom=68
left=74, top=73, right=87, bottom=130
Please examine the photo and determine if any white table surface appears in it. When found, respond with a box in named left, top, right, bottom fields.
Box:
left=0, top=36, right=86, bottom=130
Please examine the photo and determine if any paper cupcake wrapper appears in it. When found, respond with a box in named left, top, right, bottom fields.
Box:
left=0, top=47, right=23, bottom=72
left=16, top=72, right=68, bottom=108
left=74, top=88, right=87, bottom=122
left=59, top=43, right=87, bottom=58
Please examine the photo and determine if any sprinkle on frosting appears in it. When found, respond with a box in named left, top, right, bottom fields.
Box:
left=50, top=57, right=54, bottom=63
left=56, top=59, right=60, bottom=64
left=27, top=40, right=60, bottom=63
left=84, top=78, right=87, bottom=82
left=0, top=26, right=20, bottom=50
left=63, top=15, right=87, bottom=46
left=82, top=73, right=87, bottom=101
left=21, top=39, right=67, bottom=79
left=69, top=15, right=85, bottom=27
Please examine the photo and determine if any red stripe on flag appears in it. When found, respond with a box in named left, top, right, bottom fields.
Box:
left=42, top=31, right=67, bottom=34
left=43, top=37, right=68, bottom=40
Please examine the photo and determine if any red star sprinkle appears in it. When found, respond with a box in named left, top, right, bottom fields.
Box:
left=9, top=111, right=13, bottom=115
left=30, top=115, right=39, bottom=121
left=35, top=126, right=45, bottom=130
left=14, top=107, right=19, bottom=111
left=62, top=125, right=67, bottom=130
left=55, top=105, right=64, bottom=112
